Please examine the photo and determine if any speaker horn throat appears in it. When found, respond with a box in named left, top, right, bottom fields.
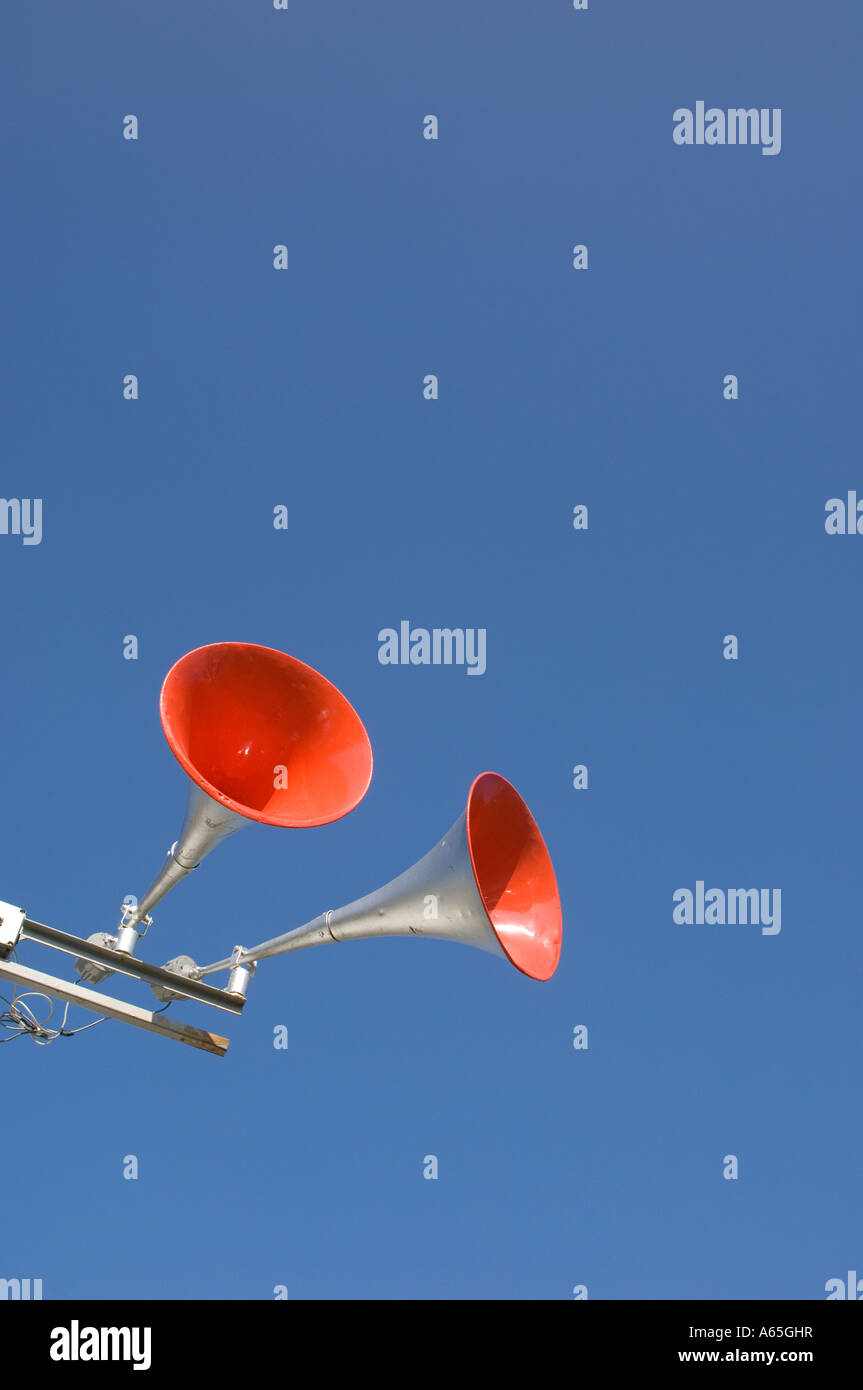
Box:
left=123, top=785, right=246, bottom=930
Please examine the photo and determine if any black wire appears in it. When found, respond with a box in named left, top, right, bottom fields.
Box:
left=1, top=979, right=174, bottom=1043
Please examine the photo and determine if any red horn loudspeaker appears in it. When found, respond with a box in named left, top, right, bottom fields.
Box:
left=121, top=642, right=373, bottom=931
left=221, top=771, right=563, bottom=982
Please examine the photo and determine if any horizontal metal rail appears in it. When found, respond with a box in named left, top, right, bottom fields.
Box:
left=20, top=918, right=246, bottom=1016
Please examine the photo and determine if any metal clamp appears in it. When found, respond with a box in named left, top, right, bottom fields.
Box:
left=120, top=902, right=153, bottom=939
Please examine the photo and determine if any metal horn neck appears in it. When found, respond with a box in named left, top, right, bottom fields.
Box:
left=121, top=784, right=245, bottom=931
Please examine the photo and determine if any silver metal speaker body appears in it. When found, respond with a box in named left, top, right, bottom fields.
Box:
left=197, top=804, right=506, bottom=973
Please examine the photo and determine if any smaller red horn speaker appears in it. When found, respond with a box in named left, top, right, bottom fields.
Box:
left=121, top=643, right=373, bottom=932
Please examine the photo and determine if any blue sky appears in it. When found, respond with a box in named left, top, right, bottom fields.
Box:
left=1, top=0, right=860, bottom=1299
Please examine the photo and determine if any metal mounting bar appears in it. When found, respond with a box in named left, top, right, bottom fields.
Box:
left=0, top=958, right=230, bottom=1057
left=19, top=919, right=246, bottom=1015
